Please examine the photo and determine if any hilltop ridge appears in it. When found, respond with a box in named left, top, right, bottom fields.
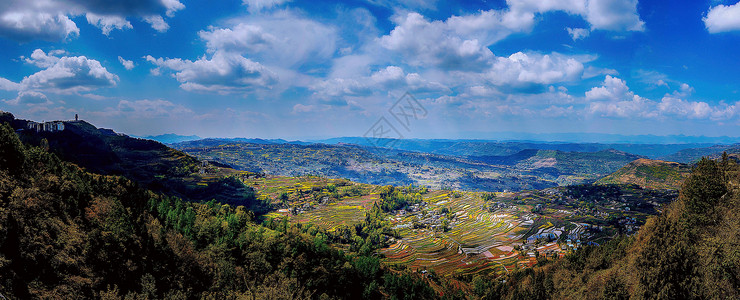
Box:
left=0, top=111, right=263, bottom=211
left=597, top=158, right=692, bottom=190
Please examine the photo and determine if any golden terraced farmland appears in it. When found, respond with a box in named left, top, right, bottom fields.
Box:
left=244, top=174, right=559, bottom=277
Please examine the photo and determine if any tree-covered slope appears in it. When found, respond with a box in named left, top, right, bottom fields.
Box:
left=0, top=112, right=262, bottom=212
left=473, top=157, right=740, bottom=299
left=0, top=122, right=437, bottom=299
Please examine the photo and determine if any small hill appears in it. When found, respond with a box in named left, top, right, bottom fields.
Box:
left=597, top=158, right=692, bottom=190
left=523, top=149, right=645, bottom=176
left=16, top=119, right=201, bottom=187
left=472, top=148, right=645, bottom=176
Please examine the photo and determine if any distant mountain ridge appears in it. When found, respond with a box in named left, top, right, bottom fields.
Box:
left=160, top=136, right=734, bottom=159
left=138, top=133, right=201, bottom=144
left=660, top=144, right=740, bottom=163
left=172, top=140, right=645, bottom=192
left=172, top=137, right=312, bottom=148
left=316, top=137, right=715, bottom=159
left=430, top=131, right=740, bottom=144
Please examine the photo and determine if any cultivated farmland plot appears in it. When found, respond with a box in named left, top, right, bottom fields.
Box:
left=246, top=174, right=639, bottom=278
left=296, top=194, right=378, bottom=231
left=378, top=191, right=541, bottom=276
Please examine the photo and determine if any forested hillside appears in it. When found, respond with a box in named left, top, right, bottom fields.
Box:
left=471, top=156, right=739, bottom=299
left=0, top=123, right=434, bottom=299
left=0, top=112, right=262, bottom=212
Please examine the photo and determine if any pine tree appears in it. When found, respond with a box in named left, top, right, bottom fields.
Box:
left=0, top=122, right=24, bottom=172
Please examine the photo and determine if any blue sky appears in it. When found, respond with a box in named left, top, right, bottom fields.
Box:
left=1, top=0, right=740, bottom=140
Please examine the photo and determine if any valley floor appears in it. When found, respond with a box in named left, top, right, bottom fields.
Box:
left=241, top=173, right=674, bottom=278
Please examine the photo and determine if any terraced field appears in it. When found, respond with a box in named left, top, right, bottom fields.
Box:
left=244, top=175, right=355, bottom=199
left=244, top=174, right=543, bottom=276
left=242, top=174, right=648, bottom=278
left=379, top=191, right=537, bottom=276
left=295, top=194, right=379, bottom=231
left=243, top=175, right=377, bottom=220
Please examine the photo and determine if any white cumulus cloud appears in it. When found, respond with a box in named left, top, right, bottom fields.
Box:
left=311, top=66, right=449, bottom=100
left=14, top=49, right=119, bottom=94
left=658, top=95, right=738, bottom=121
left=566, top=27, right=590, bottom=40
left=584, top=0, right=644, bottom=31
left=20, top=50, right=118, bottom=93
left=143, top=15, right=169, bottom=32
left=23, top=49, right=62, bottom=68
left=0, top=77, right=20, bottom=91
left=485, top=52, right=585, bottom=87
left=145, top=51, right=277, bottom=94
left=585, top=75, right=739, bottom=121
left=242, top=0, right=292, bottom=13
left=657, top=96, right=713, bottom=119
left=380, top=11, right=524, bottom=71
left=0, top=0, right=185, bottom=40
left=86, top=13, right=132, bottom=35
left=146, top=12, right=335, bottom=95
left=1, top=50, right=117, bottom=107
left=118, top=56, right=135, bottom=70
left=0, top=11, right=79, bottom=42
left=4, top=90, right=50, bottom=105
left=586, top=75, right=655, bottom=118
left=198, top=12, right=337, bottom=68
left=377, top=7, right=637, bottom=88
left=507, top=0, right=644, bottom=31
left=704, top=2, right=740, bottom=33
